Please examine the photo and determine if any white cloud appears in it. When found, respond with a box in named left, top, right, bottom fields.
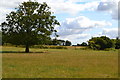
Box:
left=97, top=2, right=116, bottom=11
left=67, top=0, right=100, bottom=3
left=55, top=16, right=112, bottom=43
left=0, top=0, right=28, bottom=9
left=57, top=33, right=91, bottom=44
left=0, top=0, right=99, bottom=14
left=0, top=0, right=25, bottom=23
left=58, top=33, right=90, bottom=40
left=102, top=28, right=118, bottom=38
left=0, top=0, right=119, bottom=24
left=57, top=16, right=112, bottom=36
left=0, top=8, right=16, bottom=23
left=97, top=0, right=119, bottom=20
left=48, top=1, right=99, bottom=14
left=0, top=0, right=100, bottom=23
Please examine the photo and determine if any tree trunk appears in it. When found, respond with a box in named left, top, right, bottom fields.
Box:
left=25, top=44, right=29, bottom=53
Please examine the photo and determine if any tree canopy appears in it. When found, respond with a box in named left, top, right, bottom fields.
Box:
left=88, top=36, right=114, bottom=50
left=115, top=37, right=120, bottom=49
left=1, top=1, right=60, bottom=52
left=65, top=40, right=71, bottom=46
left=80, top=42, right=87, bottom=46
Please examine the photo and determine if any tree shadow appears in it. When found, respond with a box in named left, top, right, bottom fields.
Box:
left=0, top=51, right=45, bottom=53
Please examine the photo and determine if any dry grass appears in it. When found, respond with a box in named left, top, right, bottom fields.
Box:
left=2, top=46, right=118, bottom=78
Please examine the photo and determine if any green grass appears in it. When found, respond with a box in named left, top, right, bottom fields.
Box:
left=2, top=46, right=118, bottom=78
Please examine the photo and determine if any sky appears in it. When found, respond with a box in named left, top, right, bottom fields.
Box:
left=0, top=0, right=119, bottom=44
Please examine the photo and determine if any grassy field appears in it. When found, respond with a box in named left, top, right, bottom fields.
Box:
left=2, top=46, right=118, bottom=78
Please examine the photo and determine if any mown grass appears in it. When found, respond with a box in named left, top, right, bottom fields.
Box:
left=2, top=46, right=118, bottom=78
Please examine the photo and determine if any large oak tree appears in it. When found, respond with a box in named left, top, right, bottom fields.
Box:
left=1, top=1, right=60, bottom=53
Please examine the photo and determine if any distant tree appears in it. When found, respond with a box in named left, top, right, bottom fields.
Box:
left=80, top=42, right=87, bottom=46
left=115, top=37, right=120, bottom=49
left=88, top=36, right=114, bottom=50
left=0, top=31, right=2, bottom=45
left=52, top=38, right=59, bottom=45
left=1, top=1, right=60, bottom=53
left=77, top=44, right=81, bottom=46
left=65, top=40, right=71, bottom=46
left=58, top=40, right=65, bottom=46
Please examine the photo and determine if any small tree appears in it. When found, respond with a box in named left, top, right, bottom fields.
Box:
left=80, top=42, right=87, bottom=46
left=65, top=40, right=71, bottom=46
left=77, top=44, right=81, bottom=46
left=1, top=1, right=60, bottom=53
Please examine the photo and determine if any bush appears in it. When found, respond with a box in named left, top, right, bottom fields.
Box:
left=55, top=46, right=67, bottom=49
left=79, top=47, right=89, bottom=50
left=104, top=48, right=116, bottom=51
left=31, top=45, right=48, bottom=49
left=80, top=42, right=87, bottom=46
left=31, top=45, right=67, bottom=49
left=49, top=46, right=67, bottom=49
left=88, top=36, right=114, bottom=50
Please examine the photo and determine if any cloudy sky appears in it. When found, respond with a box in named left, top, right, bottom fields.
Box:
left=0, top=0, right=119, bottom=44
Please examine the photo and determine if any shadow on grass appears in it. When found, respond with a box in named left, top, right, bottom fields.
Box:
left=0, top=51, right=45, bottom=53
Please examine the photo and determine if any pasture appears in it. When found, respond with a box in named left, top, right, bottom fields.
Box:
left=2, top=46, right=118, bottom=78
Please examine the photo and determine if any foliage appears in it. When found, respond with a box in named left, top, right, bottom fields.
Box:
left=77, top=44, right=80, bottom=46
left=52, top=38, right=60, bottom=45
left=104, top=48, right=116, bottom=51
left=115, top=37, right=120, bottom=49
left=58, top=40, right=65, bottom=46
left=1, top=1, right=60, bottom=52
left=0, top=31, right=2, bottom=45
left=65, top=40, right=71, bottom=46
left=31, top=45, right=67, bottom=49
left=50, top=46, right=67, bottom=49
left=80, top=42, right=87, bottom=46
left=88, top=36, right=114, bottom=50
left=50, top=39, right=71, bottom=46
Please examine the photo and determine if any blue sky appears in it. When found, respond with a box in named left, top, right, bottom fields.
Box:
left=0, top=0, right=119, bottom=44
